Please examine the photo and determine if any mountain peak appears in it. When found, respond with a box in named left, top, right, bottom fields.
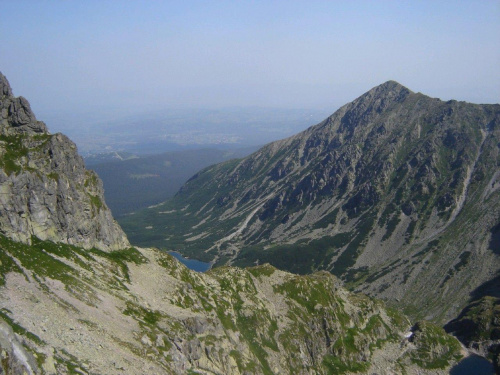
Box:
left=0, top=72, right=129, bottom=251
left=126, top=81, right=500, bottom=323
left=0, top=71, right=47, bottom=135
left=379, top=79, right=407, bottom=89
left=0, top=72, right=13, bottom=97
left=361, top=80, right=413, bottom=103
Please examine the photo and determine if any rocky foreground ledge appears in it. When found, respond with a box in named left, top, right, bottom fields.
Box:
left=0, top=234, right=462, bottom=374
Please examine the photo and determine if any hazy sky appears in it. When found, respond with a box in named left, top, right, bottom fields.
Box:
left=1, top=1, right=499, bottom=119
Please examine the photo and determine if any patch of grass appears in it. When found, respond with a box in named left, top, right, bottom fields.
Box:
left=313, top=208, right=340, bottom=229
left=322, top=355, right=370, bottom=374
left=0, top=309, right=46, bottom=346
left=90, top=246, right=147, bottom=265
left=47, top=172, right=59, bottom=181
left=247, top=264, right=276, bottom=277
left=89, top=246, right=147, bottom=282
left=88, top=193, right=104, bottom=211
left=404, top=219, right=417, bottom=243
left=84, top=171, right=99, bottom=188
left=275, top=272, right=339, bottom=313
left=412, top=239, right=439, bottom=259
left=235, top=311, right=275, bottom=375
left=123, top=302, right=162, bottom=326
left=0, top=244, right=23, bottom=286
left=332, top=212, right=376, bottom=278
left=54, top=349, right=86, bottom=375
left=0, top=134, right=30, bottom=175
left=382, top=214, right=401, bottom=241
left=364, top=260, right=400, bottom=284
left=0, top=235, right=80, bottom=286
left=234, top=233, right=351, bottom=274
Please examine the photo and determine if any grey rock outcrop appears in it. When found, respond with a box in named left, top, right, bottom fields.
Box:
left=445, top=296, right=500, bottom=370
left=0, top=318, right=39, bottom=375
left=1, top=74, right=47, bottom=135
left=0, top=72, right=129, bottom=251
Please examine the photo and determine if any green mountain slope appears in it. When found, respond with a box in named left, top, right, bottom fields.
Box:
left=121, top=81, right=500, bottom=323
left=90, top=147, right=256, bottom=217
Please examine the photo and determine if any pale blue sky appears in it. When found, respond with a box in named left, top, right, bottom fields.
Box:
left=1, top=1, right=499, bottom=119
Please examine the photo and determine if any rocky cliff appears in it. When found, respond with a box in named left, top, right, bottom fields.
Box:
left=121, top=81, right=500, bottom=323
left=0, top=72, right=129, bottom=251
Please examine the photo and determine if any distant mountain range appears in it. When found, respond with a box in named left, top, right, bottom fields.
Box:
left=42, top=107, right=329, bottom=155
left=121, top=81, right=500, bottom=326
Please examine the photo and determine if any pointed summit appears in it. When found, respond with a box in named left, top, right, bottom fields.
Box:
left=377, top=80, right=409, bottom=90
left=123, top=80, right=500, bottom=323
left=0, top=72, right=129, bottom=251
left=355, top=80, right=413, bottom=107
left=0, top=72, right=13, bottom=97
left=328, top=80, right=414, bottom=134
left=0, top=71, right=47, bottom=134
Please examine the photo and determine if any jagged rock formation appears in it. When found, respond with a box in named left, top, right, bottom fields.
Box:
left=0, top=235, right=463, bottom=374
left=0, top=72, right=129, bottom=251
left=122, top=81, right=500, bottom=323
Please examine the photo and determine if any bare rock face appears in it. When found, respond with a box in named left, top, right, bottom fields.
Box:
left=1, top=74, right=47, bottom=135
left=445, top=296, right=500, bottom=370
left=0, top=318, right=39, bottom=375
left=0, top=72, right=129, bottom=251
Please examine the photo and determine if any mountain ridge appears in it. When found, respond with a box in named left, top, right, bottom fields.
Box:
left=121, top=80, right=500, bottom=323
left=0, top=72, right=129, bottom=251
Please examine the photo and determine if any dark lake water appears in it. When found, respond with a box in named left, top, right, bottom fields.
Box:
left=169, top=251, right=211, bottom=272
left=449, top=355, right=495, bottom=375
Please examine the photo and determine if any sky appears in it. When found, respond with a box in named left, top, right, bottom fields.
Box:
left=1, top=1, right=499, bottom=122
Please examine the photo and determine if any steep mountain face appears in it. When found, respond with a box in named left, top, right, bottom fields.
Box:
left=0, top=235, right=463, bottom=374
left=122, top=81, right=500, bottom=322
left=0, top=72, right=128, bottom=251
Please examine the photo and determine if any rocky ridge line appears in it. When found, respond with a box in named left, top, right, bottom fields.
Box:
left=0, top=72, right=129, bottom=251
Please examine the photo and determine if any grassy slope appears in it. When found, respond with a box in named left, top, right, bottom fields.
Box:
left=0, top=235, right=463, bottom=374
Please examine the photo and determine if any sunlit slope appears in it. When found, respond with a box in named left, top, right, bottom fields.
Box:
left=121, top=81, right=500, bottom=322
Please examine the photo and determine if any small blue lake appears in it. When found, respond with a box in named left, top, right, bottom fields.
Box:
left=169, top=251, right=211, bottom=272
left=449, top=355, right=495, bottom=375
